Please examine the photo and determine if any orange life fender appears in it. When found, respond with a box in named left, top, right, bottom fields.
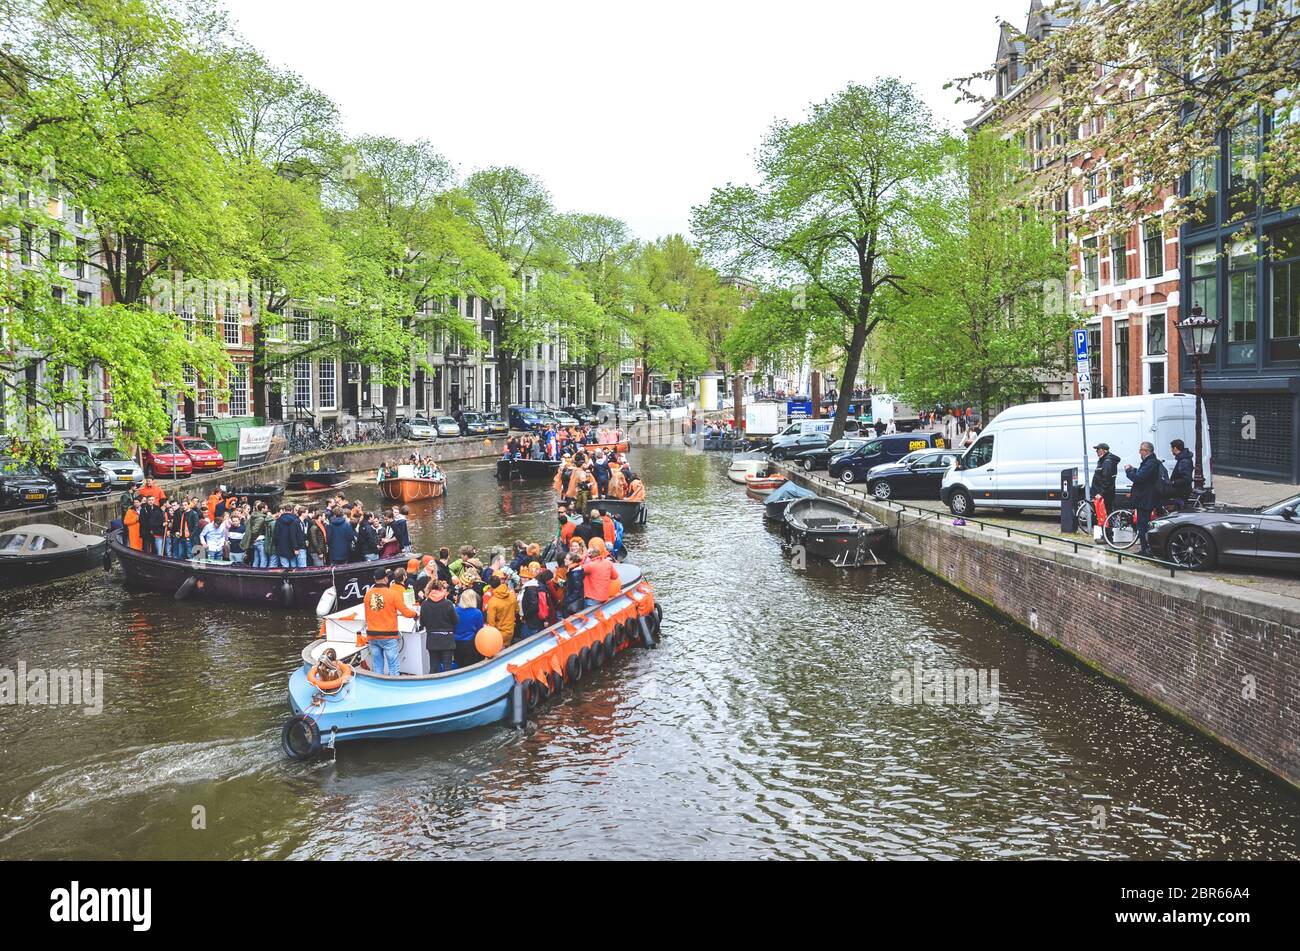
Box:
left=307, top=661, right=353, bottom=692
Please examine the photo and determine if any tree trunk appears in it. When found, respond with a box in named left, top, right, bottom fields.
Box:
left=831, top=317, right=870, bottom=441
left=585, top=366, right=597, bottom=407
left=383, top=384, right=397, bottom=427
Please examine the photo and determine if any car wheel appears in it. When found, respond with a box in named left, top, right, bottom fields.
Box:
left=841, top=469, right=856, bottom=485
left=772, top=449, right=785, bottom=462
left=871, top=480, right=892, bottom=500
left=1167, top=527, right=1217, bottom=570
left=948, top=489, right=972, bottom=516
left=802, top=458, right=814, bottom=472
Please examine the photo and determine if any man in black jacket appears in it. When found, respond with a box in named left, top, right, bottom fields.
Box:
left=1125, top=442, right=1162, bottom=556
left=1089, top=443, right=1121, bottom=517
left=353, top=514, right=380, bottom=562
left=271, top=504, right=307, bottom=568
left=142, top=496, right=167, bottom=556
left=1167, top=439, right=1194, bottom=501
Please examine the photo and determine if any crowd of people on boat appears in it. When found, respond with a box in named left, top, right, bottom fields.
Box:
left=112, top=483, right=422, bottom=568
left=360, top=517, right=627, bottom=673
left=501, top=424, right=624, bottom=462
left=378, top=454, right=446, bottom=482
left=552, top=449, right=644, bottom=508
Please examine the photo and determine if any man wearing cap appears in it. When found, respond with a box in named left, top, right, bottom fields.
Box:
left=1089, top=443, right=1121, bottom=523
left=364, top=572, right=418, bottom=676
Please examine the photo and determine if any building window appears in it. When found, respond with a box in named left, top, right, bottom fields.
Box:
left=229, top=363, right=248, bottom=416
left=1082, top=237, right=1100, bottom=293
left=78, top=291, right=92, bottom=308
left=178, top=306, right=195, bottom=341
left=292, top=310, right=312, bottom=343
left=1143, top=221, right=1164, bottom=278
left=223, top=305, right=241, bottom=346
left=1270, top=224, right=1300, bottom=362
left=1085, top=171, right=1100, bottom=205
left=198, top=376, right=214, bottom=417
left=318, top=360, right=336, bottom=410
left=1227, top=240, right=1257, bottom=366
left=1189, top=154, right=1217, bottom=222
left=1145, top=314, right=1167, bottom=394
left=1111, top=231, right=1129, bottom=284
left=293, top=357, right=312, bottom=409
left=1114, top=321, right=1130, bottom=397
left=75, top=237, right=87, bottom=278
left=19, top=226, right=32, bottom=266
left=1189, top=243, right=1219, bottom=329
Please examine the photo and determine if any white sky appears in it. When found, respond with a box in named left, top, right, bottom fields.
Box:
left=221, top=0, right=1021, bottom=242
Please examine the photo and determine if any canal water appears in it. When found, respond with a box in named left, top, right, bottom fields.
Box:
left=1, top=445, right=1297, bottom=859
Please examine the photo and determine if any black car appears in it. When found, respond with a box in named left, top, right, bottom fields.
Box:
left=42, top=450, right=112, bottom=499
left=770, top=432, right=831, bottom=462
left=865, top=449, right=961, bottom=501
left=457, top=411, right=496, bottom=436
left=1148, top=493, right=1300, bottom=571
left=828, top=433, right=948, bottom=485
left=0, top=457, right=59, bottom=510
left=793, top=436, right=871, bottom=472
left=562, top=405, right=599, bottom=426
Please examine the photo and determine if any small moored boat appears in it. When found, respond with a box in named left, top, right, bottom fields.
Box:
left=229, top=483, right=284, bottom=510
left=727, top=451, right=770, bottom=485
left=782, top=496, right=889, bottom=567
left=744, top=473, right=787, bottom=496
left=286, top=468, right=350, bottom=492
left=282, top=563, right=662, bottom=758
left=108, top=528, right=411, bottom=610
left=0, top=523, right=108, bottom=587
left=586, top=497, right=647, bottom=527
left=379, top=464, right=446, bottom=503
left=763, top=481, right=816, bottom=521
left=496, top=457, right=561, bottom=482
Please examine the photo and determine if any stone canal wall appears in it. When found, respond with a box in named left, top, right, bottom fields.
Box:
left=780, top=465, right=1300, bottom=790
left=0, top=436, right=506, bottom=536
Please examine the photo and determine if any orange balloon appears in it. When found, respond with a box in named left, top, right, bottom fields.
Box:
left=482, top=438, right=492, bottom=447
left=476, top=625, right=503, bottom=658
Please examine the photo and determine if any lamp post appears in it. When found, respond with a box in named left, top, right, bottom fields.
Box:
left=1174, top=304, right=1221, bottom=490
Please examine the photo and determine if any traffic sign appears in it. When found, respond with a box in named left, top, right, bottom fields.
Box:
left=1076, top=371, right=1091, bottom=384
left=1073, top=329, right=1089, bottom=360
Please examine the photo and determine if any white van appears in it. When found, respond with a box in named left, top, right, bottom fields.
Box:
left=769, top=417, right=858, bottom=453
left=870, top=394, right=921, bottom=432
left=939, top=394, right=1211, bottom=516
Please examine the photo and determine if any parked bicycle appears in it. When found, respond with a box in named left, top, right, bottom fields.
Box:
left=1081, top=488, right=1214, bottom=550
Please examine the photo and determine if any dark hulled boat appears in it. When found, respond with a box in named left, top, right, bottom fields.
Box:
left=0, top=523, right=108, bottom=587
left=496, top=458, right=561, bottom=482
left=781, top=496, right=889, bottom=566
left=286, top=469, right=350, bottom=492
left=229, top=483, right=284, bottom=509
left=108, top=529, right=410, bottom=610
left=586, top=498, right=647, bottom=526
left=763, top=481, right=815, bottom=522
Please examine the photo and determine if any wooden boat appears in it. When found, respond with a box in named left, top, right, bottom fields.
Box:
left=588, top=440, right=630, bottom=454
left=781, top=496, right=889, bottom=566
left=763, top=481, right=816, bottom=521
left=0, top=523, right=108, bottom=587
left=229, top=483, right=284, bottom=510
left=379, top=464, right=446, bottom=503
left=286, top=468, right=350, bottom=492
left=282, top=563, right=662, bottom=758
left=727, top=451, right=770, bottom=485
left=108, top=528, right=411, bottom=610
left=586, top=497, right=647, bottom=527
left=496, top=457, right=561, bottom=482
left=744, top=473, right=787, bottom=495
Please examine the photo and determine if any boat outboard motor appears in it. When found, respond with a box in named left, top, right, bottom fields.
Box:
left=637, top=614, right=657, bottom=649
left=316, top=586, right=337, bottom=617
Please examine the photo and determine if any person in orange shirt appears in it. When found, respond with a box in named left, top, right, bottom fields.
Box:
left=123, top=502, right=143, bottom=551
left=205, top=490, right=222, bottom=523
left=138, top=477, right=166, bottom=506
left=581, top=537, right=616, bottom=608
left=363, top=573, right=418, bottom=676
left=625, top=478, right=645, bottom=502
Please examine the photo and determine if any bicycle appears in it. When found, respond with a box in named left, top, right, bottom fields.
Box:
left=1099, top=488, right=1213, bottom=551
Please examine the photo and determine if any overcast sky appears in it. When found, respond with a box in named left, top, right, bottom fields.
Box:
left=221, top=0, right=1022, bottom=242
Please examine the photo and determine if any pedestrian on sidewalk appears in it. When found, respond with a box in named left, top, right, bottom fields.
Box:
left=1089, top=443, right=1120, bottom=524
left=1124, top=441, right=1161, bottom=556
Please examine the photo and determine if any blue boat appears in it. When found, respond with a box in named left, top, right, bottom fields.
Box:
left=763, top=481, right=816, bottom=521
left=282, top=562, right=662, bottom=758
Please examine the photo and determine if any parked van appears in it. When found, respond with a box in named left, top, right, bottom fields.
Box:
left=769, top=417, right=859, bottom=453
left=869, top=394, right=921, bottom=432
left=939, top=394, right=1211, bottom=516
left=828, top=432, right=948, bottom=484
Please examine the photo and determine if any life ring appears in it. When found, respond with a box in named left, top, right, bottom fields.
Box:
left=282, top=714, right=321, bottom=760
left=306, top=661, right=353, bottom=693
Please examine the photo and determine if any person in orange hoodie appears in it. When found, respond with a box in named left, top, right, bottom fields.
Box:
left=484, top=580, right=519, bottom=646
left=205, top=490, right=222, bottom=523
left=582, top=537, right=616, bottom=608
left=123, top=502, right=143, bottom=551
left=625, top=478, right=646, bottom=502
left=364, top=572, right=418, bottom=676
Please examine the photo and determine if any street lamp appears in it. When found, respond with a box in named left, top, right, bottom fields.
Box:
left=1174, top=304, right=1221, bottom=490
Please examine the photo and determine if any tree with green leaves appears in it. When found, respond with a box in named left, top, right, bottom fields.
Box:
left=629, top=235, right=711, bottom=407
left=693, top=79, right=953, bottom=439
left=883, top=132, right=1076, bottom=422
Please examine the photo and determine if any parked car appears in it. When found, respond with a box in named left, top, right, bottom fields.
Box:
left=67, top=442, right=143, bottom=488
left=174, top=435, right=224, bottom=472
left=939, top=394, right=1209, bottom=517
left=562, top=405, right=599, bottom=426
left=772, top=432, right=832, bottom=462
left=0, top=456, right=59, bottom=510
left=43, top=450, right=113, bottom=499
left=435, top=416, right=462, bottom=438
left=400, top=415, right=437, bottom=439
left=142, top=440, right=193, bottom=479
left=508, top=405, right=544, bottom=431
left=1148, top=494, right=1300, bottom=571
left=457, top=412, right=495, bottom=436
left=646, top=405, right=669, bottom=421
left=481, top=413, right=509, bottom=435
left=865, top=449, right=962, bottom=501
left=829, top=433, right=947, bottom=485
left=793, top=437, right=870, bottom=472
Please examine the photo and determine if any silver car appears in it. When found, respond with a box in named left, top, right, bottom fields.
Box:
left=435, top=416, right=462, bottom=438
left=69, top=442, right=143, bottom=487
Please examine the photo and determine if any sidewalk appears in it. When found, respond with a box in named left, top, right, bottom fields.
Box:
left=1213, top=472, right=1299, bottom=508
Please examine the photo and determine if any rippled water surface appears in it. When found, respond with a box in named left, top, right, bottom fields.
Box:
left=0, top=445, right=1296, bottom=859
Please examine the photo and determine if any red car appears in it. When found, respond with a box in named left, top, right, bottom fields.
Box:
left=143, top=440, right=193, bottom=479
left=174, top=435, right=225, bottom=472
